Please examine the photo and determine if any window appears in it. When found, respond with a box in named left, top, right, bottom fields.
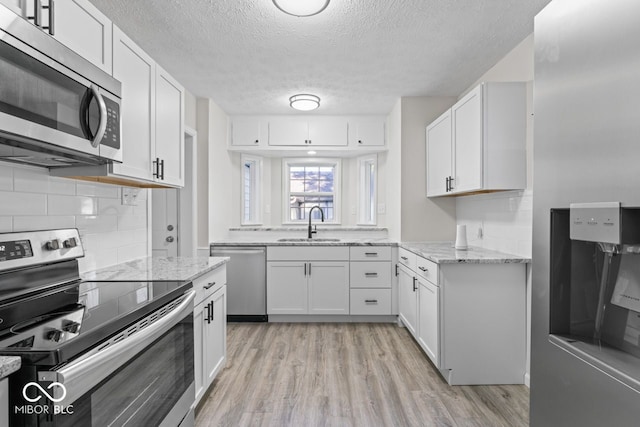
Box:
left=358, top=155, right=377, bottom=225
left=241, top=154, right=262, bottom=225
left=283, top=158, right=341, bottom=224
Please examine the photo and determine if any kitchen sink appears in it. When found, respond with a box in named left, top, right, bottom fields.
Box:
left=277, top=238, right=341, bottom=242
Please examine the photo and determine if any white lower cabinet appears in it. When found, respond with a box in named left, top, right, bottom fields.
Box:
left=267, top=261, right=349, bottom=315
left=397, top=248, right=526, bottom=385
left=417, top=277, right=439, bottom=367
left=397, top=264, right=418, bottom=336
left=193, top=265, right=227, bottom=407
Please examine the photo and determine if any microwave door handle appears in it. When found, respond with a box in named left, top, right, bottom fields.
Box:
left=89, top=85, right=107, bottom=148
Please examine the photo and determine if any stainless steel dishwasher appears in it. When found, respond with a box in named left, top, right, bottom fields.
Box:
left=210, top=246, right=267, bottom=322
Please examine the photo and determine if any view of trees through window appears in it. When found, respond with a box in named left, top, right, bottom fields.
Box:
left=289, top=165, right=335, bottom=221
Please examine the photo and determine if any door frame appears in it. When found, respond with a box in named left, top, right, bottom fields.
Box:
left=147, top=126, right=198, bottom=257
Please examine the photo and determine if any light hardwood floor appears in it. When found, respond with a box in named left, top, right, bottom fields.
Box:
left=195, top=323, right=529, bottom=427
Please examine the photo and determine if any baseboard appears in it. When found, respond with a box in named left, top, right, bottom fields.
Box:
left=268, top=314, right=397, bottom=323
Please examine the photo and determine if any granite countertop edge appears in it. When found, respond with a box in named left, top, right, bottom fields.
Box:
left=0, top=356, right=21, bottom=380
left=400, top=242, right=531, bottom=264
left=82, top=256, right=229, bottom=282
left=211, top=239, right=398, bottom=247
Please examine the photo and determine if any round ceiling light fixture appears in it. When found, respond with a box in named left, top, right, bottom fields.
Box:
left=289, top=94, right=320, bottom=111
left=273, top=0, right=330, bottom=17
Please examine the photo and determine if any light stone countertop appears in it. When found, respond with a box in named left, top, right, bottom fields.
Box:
left=400, top=242, right=531, bottom=264
left=82, top=256, right=229, bottom=282
left=228, top=227, right=388, bottom=232
left=211, top=238, right=397, bottom=247
left=0, top=356, right=21, bottom=380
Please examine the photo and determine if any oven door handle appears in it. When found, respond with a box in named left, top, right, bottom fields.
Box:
left=38, top=289, right=195, bottom=407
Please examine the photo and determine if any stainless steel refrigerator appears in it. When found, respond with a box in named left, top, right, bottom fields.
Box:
left=532, top=0, right=640, bottom=425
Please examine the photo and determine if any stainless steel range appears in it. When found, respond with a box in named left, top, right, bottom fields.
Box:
left=0, top=229, right=195, bottom=426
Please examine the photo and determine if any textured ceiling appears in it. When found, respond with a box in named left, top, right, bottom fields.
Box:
left=87, top=0, right=551, bottom=115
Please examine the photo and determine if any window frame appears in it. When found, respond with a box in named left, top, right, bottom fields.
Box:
left=357, top=154, right=377, bottom=225
left=282, top=157, right=341, bottom=225
left=241, top=154, right=263, bottom=225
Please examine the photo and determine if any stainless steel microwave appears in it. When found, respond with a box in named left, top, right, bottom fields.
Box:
left=0, top=4, right=122, bottom=167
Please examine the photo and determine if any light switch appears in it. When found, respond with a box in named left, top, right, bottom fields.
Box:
left=377, top=203, right=386, bottom=214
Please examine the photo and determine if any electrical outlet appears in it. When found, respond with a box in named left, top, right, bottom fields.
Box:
left=122, top=188, right=140, bottom=206
left=477, top=227, right=484, bottom=239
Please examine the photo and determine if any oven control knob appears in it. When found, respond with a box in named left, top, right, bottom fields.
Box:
left=47, top=329, right=63, bottom=342
left=45, top=239, right=61, bottom=250
left=63, top=237, right=78, bottom=248
left=62, top=321, right=81, bottom=334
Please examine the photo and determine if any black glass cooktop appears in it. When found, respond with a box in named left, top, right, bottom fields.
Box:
left=0, top=280, right=191, bottom=365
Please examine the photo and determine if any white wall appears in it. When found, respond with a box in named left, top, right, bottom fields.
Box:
left=400, top=97, right=458, bottom=242
left=0, top=163, right=148, bottom=273
left=385, top=100, right=402, bottom=240
left=456, top=34, right=534, bottom=256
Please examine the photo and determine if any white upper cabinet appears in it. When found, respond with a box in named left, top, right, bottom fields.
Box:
left=426, top=82, right=527, bottom=197
left=231, top=117, right=263, bottom=146
left=452, top=86, right=483, bottom=193
left=112, top=26, right=184, bottom=187
left=269, top=117, right=348, bottom=146
left=155, top=64, right=184, bottom=187
left=112, top=26, right=155, bottom=182
left=426, top=110, right=453, bottom=197
left=349, top=118, right=386, bottom=147
left=52, top=0, right=113, bottom=74
left=10, top=0, right=113, bottom=74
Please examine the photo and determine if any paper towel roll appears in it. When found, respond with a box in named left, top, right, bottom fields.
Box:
left=455, top=224, right=468, bottom=250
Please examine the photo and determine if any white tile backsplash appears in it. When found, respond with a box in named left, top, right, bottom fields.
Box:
left=456, top=190, right=532, bottom=257
left=0, top=167, right=12, bottom=191
left=0, top=163, right=149, bottom=273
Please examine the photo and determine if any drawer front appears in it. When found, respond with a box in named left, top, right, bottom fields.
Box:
left=350, top=261, right=392, bottom=288
left=416, top=257, right=438, bottom=285
left=398, top=247, right=417, bottom=272
left=350, top=246, right=392, bottom=261
left=350, top=289, right=392, bottom=315
left=193, top=265, right=227, bottom=304
left=267, top=246, right=349, bottom=261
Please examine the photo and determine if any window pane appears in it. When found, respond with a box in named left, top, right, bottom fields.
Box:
left=319, top=167, right=334, bottom=181
left=290, top=179, right=305, bottom=193
left=290, top=166, right=305, bottom=180
left=305, top=167, right=320, bottom=180
left=304, top=180, right=319, bottom=192
left=289, top=196, right=334, bottom=221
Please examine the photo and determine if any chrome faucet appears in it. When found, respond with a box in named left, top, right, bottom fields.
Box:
left=308, top=205, right=325, bottom=239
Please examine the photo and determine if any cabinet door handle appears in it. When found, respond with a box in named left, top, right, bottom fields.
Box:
left=210, top=301, right=215, bottom=322
left=395, top=264, right=399, bottom=277
left=449, top=176, right=455, bottom=191
left=304, top=263, right=307, bottom=276
left=205, top=301, right=212, bottom=324
left=42, top=0, right=54, bottom=35
left=412, top=277, right=417, bottom=292
left=358, top=140, right=363, bottom=144
left=254, top=139, right=259, bottom=144
left=418, top=266, right=428, bottom=272
left=365, top=272, right=378, bottom=277
left=364, top=299, right=378, bottom=304
left=364, top=252, right=378, bottom=256
left=153, top=157, right=160, bottom=178
left=400, top=256, right=408, bottom=261
left=28, top=0, right=42, bottom=27
left=204, top=281, right=216, bottom=290
left=160, top=159, right=165, bottom=180
left=308, top=262, right=311, bottom=276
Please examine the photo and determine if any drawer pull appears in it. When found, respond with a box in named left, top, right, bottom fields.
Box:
left=364, top=299, right=378, bottom=304
left=365, top=272, right=379, bottom=277
left=204, top=282, right=216, bottom=290
left=364, top=252, right=378, bottom=256
left=400, top=256, right=408, bottom=261
left=418, top=266, right=428, bottom=272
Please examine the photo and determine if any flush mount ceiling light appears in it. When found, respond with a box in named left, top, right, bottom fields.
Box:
left=273, top=0, right=330, bottom=17
left=289, top=94, right=320, bottom=111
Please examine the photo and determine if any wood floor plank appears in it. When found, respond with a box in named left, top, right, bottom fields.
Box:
left=195, top=323, right=529, bottom=427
